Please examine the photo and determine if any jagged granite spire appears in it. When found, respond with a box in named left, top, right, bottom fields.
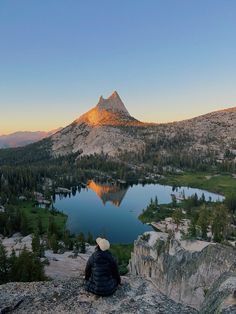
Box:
left=73, top=91, right=141, bottom=127
left=96, top=91, right=130, bottom=116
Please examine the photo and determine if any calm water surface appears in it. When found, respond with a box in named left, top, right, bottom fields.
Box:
left=54, top=181, right=223, bottom=243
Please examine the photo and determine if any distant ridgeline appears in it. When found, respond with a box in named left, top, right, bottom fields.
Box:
left=1, top=92, right=236, bottom=172
left=0, top=129, right=62, bottom=149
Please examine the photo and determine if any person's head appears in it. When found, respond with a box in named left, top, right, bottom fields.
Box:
left=96, top=237, right=110, bottom=251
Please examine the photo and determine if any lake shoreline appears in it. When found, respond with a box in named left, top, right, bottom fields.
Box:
left=54, top=181, right=224, bottom=242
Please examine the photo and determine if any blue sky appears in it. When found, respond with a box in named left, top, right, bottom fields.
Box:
left=0, top=0, right=235, bottom=133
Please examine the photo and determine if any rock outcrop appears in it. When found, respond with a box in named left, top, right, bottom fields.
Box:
left=201, top=267, right=236, bottom=314
left=0, top=276, right=198, bottom=314
left=129, top=231, right=236, bottom=312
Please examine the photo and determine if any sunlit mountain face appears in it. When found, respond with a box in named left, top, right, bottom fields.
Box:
left=50, top=91, right=158, bottom=157
left=220, top=107, right=236, bottom=113
left=74, top=91, right=143, bottom=127
left=87, top=180, right=128, bottom=207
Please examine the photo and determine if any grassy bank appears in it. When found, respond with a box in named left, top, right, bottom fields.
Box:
left=18, top=201, right=67, bottom=235
left=160, top=172, right=236, bottom=196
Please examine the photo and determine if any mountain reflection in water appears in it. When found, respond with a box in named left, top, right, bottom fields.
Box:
left=55, top=183, right=223, bottom=243
left=86, top=180, right=128, bottom=207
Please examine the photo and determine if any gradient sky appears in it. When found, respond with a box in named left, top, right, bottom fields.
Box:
left=0, top=0, right=236, bottom=134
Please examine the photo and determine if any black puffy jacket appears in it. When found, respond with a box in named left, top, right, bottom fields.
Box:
left=85, top=249, right=121, bottom=296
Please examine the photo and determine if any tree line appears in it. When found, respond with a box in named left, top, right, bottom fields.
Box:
left=140, top=193, right=236, bottom=244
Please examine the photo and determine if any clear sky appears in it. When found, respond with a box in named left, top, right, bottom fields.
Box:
left=0, top=0, right=235, bottom=134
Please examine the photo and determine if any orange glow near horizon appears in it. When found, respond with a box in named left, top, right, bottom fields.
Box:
left=1, top=103, right=235, bottom=135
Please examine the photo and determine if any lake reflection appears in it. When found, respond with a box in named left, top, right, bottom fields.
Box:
left=54, top=181, right=223, bottom=243
left=87, top=180, right=128, bottom=207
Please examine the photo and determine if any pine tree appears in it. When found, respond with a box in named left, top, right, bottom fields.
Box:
left=14, top=208, right=22, bottom=232
left=225, top=194, right=236, bottom=213
left=212, top=205, right=229, bottom=243
left=172, top=208, right=183, bottom=231
left=15, top=246, right=45, bottom=282
left=47, top=216, right=59, bottom=237
left=154, top=196, right=158, bottom=207
left=0, top=241, right=9, bottom=284
left=63, top=229, right=71, bottom=249
left=20, top=211, right=29, bottom=236
left=76, top=232, right=86, bottom=253
left=37, top=216, right=43, bottom=235
left=200, top=193, right=206, bottom=203
left=32, top=232, right=42, bottom=257
left=80, top=238, right=86, bottom=253
left=87, top=232, right=94, bottom=244
left=8, top=249, right=17, bottom=281
left=50, top=234, right=59, bottom=253
left=171, top=195, right=177, bottom=208
left=197, top=205, right=210, bottom=240
left=188, top=217, right=197, bottom=238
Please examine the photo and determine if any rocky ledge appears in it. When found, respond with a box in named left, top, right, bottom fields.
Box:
left=129, top=232, right=236, bottom=313
left=0, top=276, right=198, bottom=314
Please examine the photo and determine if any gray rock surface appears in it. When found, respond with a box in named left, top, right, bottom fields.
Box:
left=0, top=276, right=198, bottom=314
left=200, top=267, right=236, bottom=314
left=129, top=232, right=236, bottom=310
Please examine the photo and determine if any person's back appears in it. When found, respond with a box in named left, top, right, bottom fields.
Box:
left=85, top=238, right=120, bottom=296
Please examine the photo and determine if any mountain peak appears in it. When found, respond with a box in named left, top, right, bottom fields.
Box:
left=96, top=91, right=130, bottom=116
left=74, top=91, right=142, bottom=127
left=109, top=90, right=120, bottom=99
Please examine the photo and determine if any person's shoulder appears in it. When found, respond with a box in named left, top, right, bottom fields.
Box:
left=105, top=250, right=115, bottom=260
left=104, top=250, right=112, bottom=256
left=92, top=250, right=99, bottom=258
left=89, top=251, right=97, bottom=260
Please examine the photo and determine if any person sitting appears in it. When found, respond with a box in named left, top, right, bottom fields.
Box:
left=85, top=237, right=121, bottom=296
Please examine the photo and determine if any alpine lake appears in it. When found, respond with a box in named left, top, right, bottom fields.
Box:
left=54, top=181, right=224, bottom=244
